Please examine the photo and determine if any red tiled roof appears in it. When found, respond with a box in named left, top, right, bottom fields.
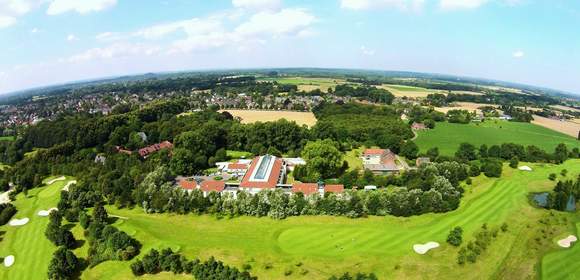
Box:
left=179, top=180, right=197, bottom=190
left=239, top=156, right=283, bottom=189
left=291, top=183, right=318, bottom=195
left=228, top=163, right=249, bottom=170
left=363, top=149, right=386, bottom=156
left=138, top=141, right=173, bottom=157
left=200, top=181, right=225, bottom=193
left=325, top=184, right=344, bottom=193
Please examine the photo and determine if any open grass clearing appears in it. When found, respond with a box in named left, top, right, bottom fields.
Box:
left=75, top=160, right=580, bottom=280
left=0, top=136, right=15, bottom=142
left=415, top=121, right=579, bottom=156
left=0, top=176, right=74, bottom=280
left=222, top=109, right=317, bottom=127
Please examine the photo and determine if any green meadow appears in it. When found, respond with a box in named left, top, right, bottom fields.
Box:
left=0, top=177, right=73, bottom=280
left=2, top=161, right=579, bottom=280
left=415, top=121, right=579, bottom=156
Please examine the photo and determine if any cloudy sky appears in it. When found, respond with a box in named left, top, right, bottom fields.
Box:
left=0, top=0, right=579, bottom=94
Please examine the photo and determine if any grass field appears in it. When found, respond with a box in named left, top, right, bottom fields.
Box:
left=75, top=160, right=579, bottom=280
left=542, top=222, right=580, bottom=280
left=0, top=176, right=74, bottom=280
left=223, top=110, right=317, bottom=127
left=415, top=121, right=579, bottom=156
left=2, top=162, right=578, bottom=279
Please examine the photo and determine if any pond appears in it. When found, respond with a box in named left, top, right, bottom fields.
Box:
left=533, top=192, right=549, bottom=207
left=565, top=195, right=576, bottom=212
left=531, top=192, right=576, bottom=212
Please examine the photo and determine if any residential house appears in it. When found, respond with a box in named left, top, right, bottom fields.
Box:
left=361, top=149, right=400, bottom=175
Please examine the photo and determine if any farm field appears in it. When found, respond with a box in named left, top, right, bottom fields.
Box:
left=532, top=115, right=580, bottom=138
left=432, top=102, right=499, bottom=114
left=0, top=176, right=74, bottom=280
left=415, top=121, right=579, bottom=156
left=378, top=84, right=443, bottom=98
left=75, top=161, right=580, bottom=280
left=223, top=109, right=317, bottom=127
left=261, top=77, right=348, bottom=92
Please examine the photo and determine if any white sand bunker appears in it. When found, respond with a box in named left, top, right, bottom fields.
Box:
left=518, top=166, right=532, bottom=171
left=38, top=208, right=58, bottom=217
left=3, top=255, right=14, bottom=267
left=413, top=242, right=440, bottom=254
left=8, top=218, right=29, bottom=226
left=62, top=180, right=77, bottom=191
left=557, top=235, right=578, bottom=248
left=46, top=176, right=66, bottom=185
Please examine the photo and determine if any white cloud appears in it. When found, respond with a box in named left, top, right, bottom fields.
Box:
left=95, top=31, right=122, bottom=41
left=232, top=0, right=282, bottom=11
left=513, top=50, right=524, bottom=58
left=360, top=46, right=376, bottom=56
left=0, top=0, right=37, bottom=28
left=135, top=18, right=224, bottom=40
left=439, top=0, right=488, bottom=10
left=47, top=0, right=117, bottom=15
left=235, top=8, right=316, bottom=37
left=67, top=34, right=78, bottom=41
left=66, top=43, right=161, bottom=63
left=30, top=27, right=39, bottom=33
left=0, top=16, right=16, bottom=28
left=340, top=0, right=425, bottom=11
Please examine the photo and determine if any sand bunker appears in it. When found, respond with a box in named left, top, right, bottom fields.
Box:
left=8, top=218, right=29, bottom=226
left=413, top=242, right=440, bottom=254
left=557, top=235, right=578, bottom=248
left=46, top=176, right=66, bottom=185
left=62, top=180, right=77, bottom=191
left=3, top=255, right=14, bottom=267
left=518, top=166, right=532, bottom=171
left=38, top=208, right=58, bottom=217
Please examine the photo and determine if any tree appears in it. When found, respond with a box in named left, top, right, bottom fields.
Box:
left=47, top=247, right=79, bottom=280
left=93, top=203, right=108, bottom=224
left=400, top=141, right=419, bottom=159
left=482, top=159, right=502, bottom=178
left=301, top=139, right=344, bottom=179
left=455, top=143, right=477, bottom=161
left=554, top=143, right=568, bottom=163
left=447, top=226, right=463, bottom=246
left=426, top=147, right=439, bottom=160
left=509, top=156, right=519, bottom=168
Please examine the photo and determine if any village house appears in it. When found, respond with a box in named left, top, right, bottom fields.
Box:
left=411, top=122, right=428, bottom=130
left=138, top=141, right=173, bottom=158
left=291, top=182, right=345, bottom=196
left=361, top=149, right=401, bottom=175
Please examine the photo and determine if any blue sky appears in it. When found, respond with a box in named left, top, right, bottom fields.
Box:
left=0, top=0, right=579, bottom=95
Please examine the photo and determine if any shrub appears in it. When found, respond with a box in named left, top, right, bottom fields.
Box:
left=447, top=227, right=463, bottom=246
left=548, top=173, right=557, bottom=181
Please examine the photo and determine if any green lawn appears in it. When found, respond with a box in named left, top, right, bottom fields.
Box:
left=78, top=160, right=579, bottom=280
left=542, top=222, right=580, bottom=280
left=226, top=150, right=253, bottom=160
left=0, top=176, right=74, bottom=280
left=415, top=121, right=579, bottom=156
left=0, top=136, right=15, bottom=141
left=344, top=147, right=364, bottom=171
